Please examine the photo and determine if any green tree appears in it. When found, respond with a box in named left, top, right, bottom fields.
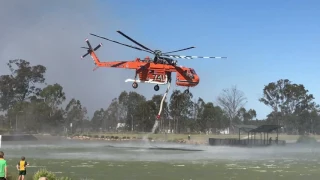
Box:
left=194, top=98, right=229, bottom=133
left=105, top=98, right=120, bottom=131
left=0, top=59, right=47, bottom=132
left=309, top=110, right=320, bottom=134
left=259, top=79, right=318, bottom=134
left=193, top=97, right=205, bottom=131
left=8, top=59, right=46, bottom=102
left=237, top=108, right=257, bottom=125
left=65, top=98, right=87, bottom=133
left=126, top=91, right=146, bottom=131
left=212, top=105, right=229, bottom=131
left=169, top=90, right=193, bottom=133
left=0, top=59, right=46, bottom=112
left=198, top=102, right=215, bottom=132
left=91, top=108, right=105, bottom=131
left=40, top=83, right=66, bottom=112
left=37, top=83, right=66, bottom=130
left=118, top=91, right=129, bottom=123
left=0, top=115, right=5, bottom=129
left=0, top=75, right=16, bottom=111
left=135, top=100, right=157, bottom=132
left=6, top=98, right=46, bottom=132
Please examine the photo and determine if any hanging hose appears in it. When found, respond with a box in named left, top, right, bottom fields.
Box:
left=151, top=81, right=171, bottom=133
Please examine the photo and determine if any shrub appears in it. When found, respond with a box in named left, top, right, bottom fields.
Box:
left=33, top=168, right=73, bottom=180
left=33, top=168, right=57, bottom=180
left=297, top=135, right=317, bottom=144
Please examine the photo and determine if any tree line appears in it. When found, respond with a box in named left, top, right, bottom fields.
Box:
left=0, top=59, right=320, bottom=135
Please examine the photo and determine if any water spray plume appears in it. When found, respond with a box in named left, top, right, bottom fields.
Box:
left=151, top=82, right=171, bottom=134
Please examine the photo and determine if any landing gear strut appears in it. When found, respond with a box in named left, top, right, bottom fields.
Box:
left=154, top=84, right=159, bottom=91
left=184, top=88, right=189, bottom=94
left=132, top=82, right=138, bottom=89
left=132, top=72, right=138, bottom=89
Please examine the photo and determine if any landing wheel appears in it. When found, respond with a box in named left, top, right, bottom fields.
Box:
left=184, top=89, right=189, bottom=94
left=132, top=82, right=138, bottom=89
left=154, top=85, right=160, bottom=91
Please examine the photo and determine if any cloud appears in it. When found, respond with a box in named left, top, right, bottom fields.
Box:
left=0, top=0, right=155, bottom=118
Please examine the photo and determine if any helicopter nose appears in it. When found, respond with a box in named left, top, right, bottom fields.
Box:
left=194, top=75, right=200, bottom=85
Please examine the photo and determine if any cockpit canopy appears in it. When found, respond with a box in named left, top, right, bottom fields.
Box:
left=189, top=68, right=196, bottom=74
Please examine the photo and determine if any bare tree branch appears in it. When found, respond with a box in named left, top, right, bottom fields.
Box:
left=217, top=85, right=247, bottom=123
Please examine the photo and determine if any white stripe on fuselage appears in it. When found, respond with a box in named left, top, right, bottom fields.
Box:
left=125, top=75, right=168, bottom=85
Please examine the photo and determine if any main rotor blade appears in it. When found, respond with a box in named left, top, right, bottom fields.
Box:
left=163, top=47, right=195, bottom=54
left=117, top=30, right=154, bottom=53
left=90, top=33, right=153, bottom=54
left=162, top=55, right=227, bottom=59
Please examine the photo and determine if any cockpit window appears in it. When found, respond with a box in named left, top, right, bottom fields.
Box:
left=190, top=69, right=196, bottom=74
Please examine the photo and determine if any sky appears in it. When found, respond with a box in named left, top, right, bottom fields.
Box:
left=1, top=0, right=320, bottom=120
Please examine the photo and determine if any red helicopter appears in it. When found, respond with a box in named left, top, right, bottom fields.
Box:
left=81, top=30, right=226, bottom=94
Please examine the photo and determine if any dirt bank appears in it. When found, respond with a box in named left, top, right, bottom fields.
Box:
left=69, top=135, right=208, bottom=145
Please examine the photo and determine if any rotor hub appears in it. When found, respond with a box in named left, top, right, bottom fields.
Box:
left=154, top=50, right=162, bottom=57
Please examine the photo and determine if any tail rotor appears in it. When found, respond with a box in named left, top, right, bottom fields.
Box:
left=81, top=38, right=103, bottom=71
left=81, top=39, right=103, bottom=59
